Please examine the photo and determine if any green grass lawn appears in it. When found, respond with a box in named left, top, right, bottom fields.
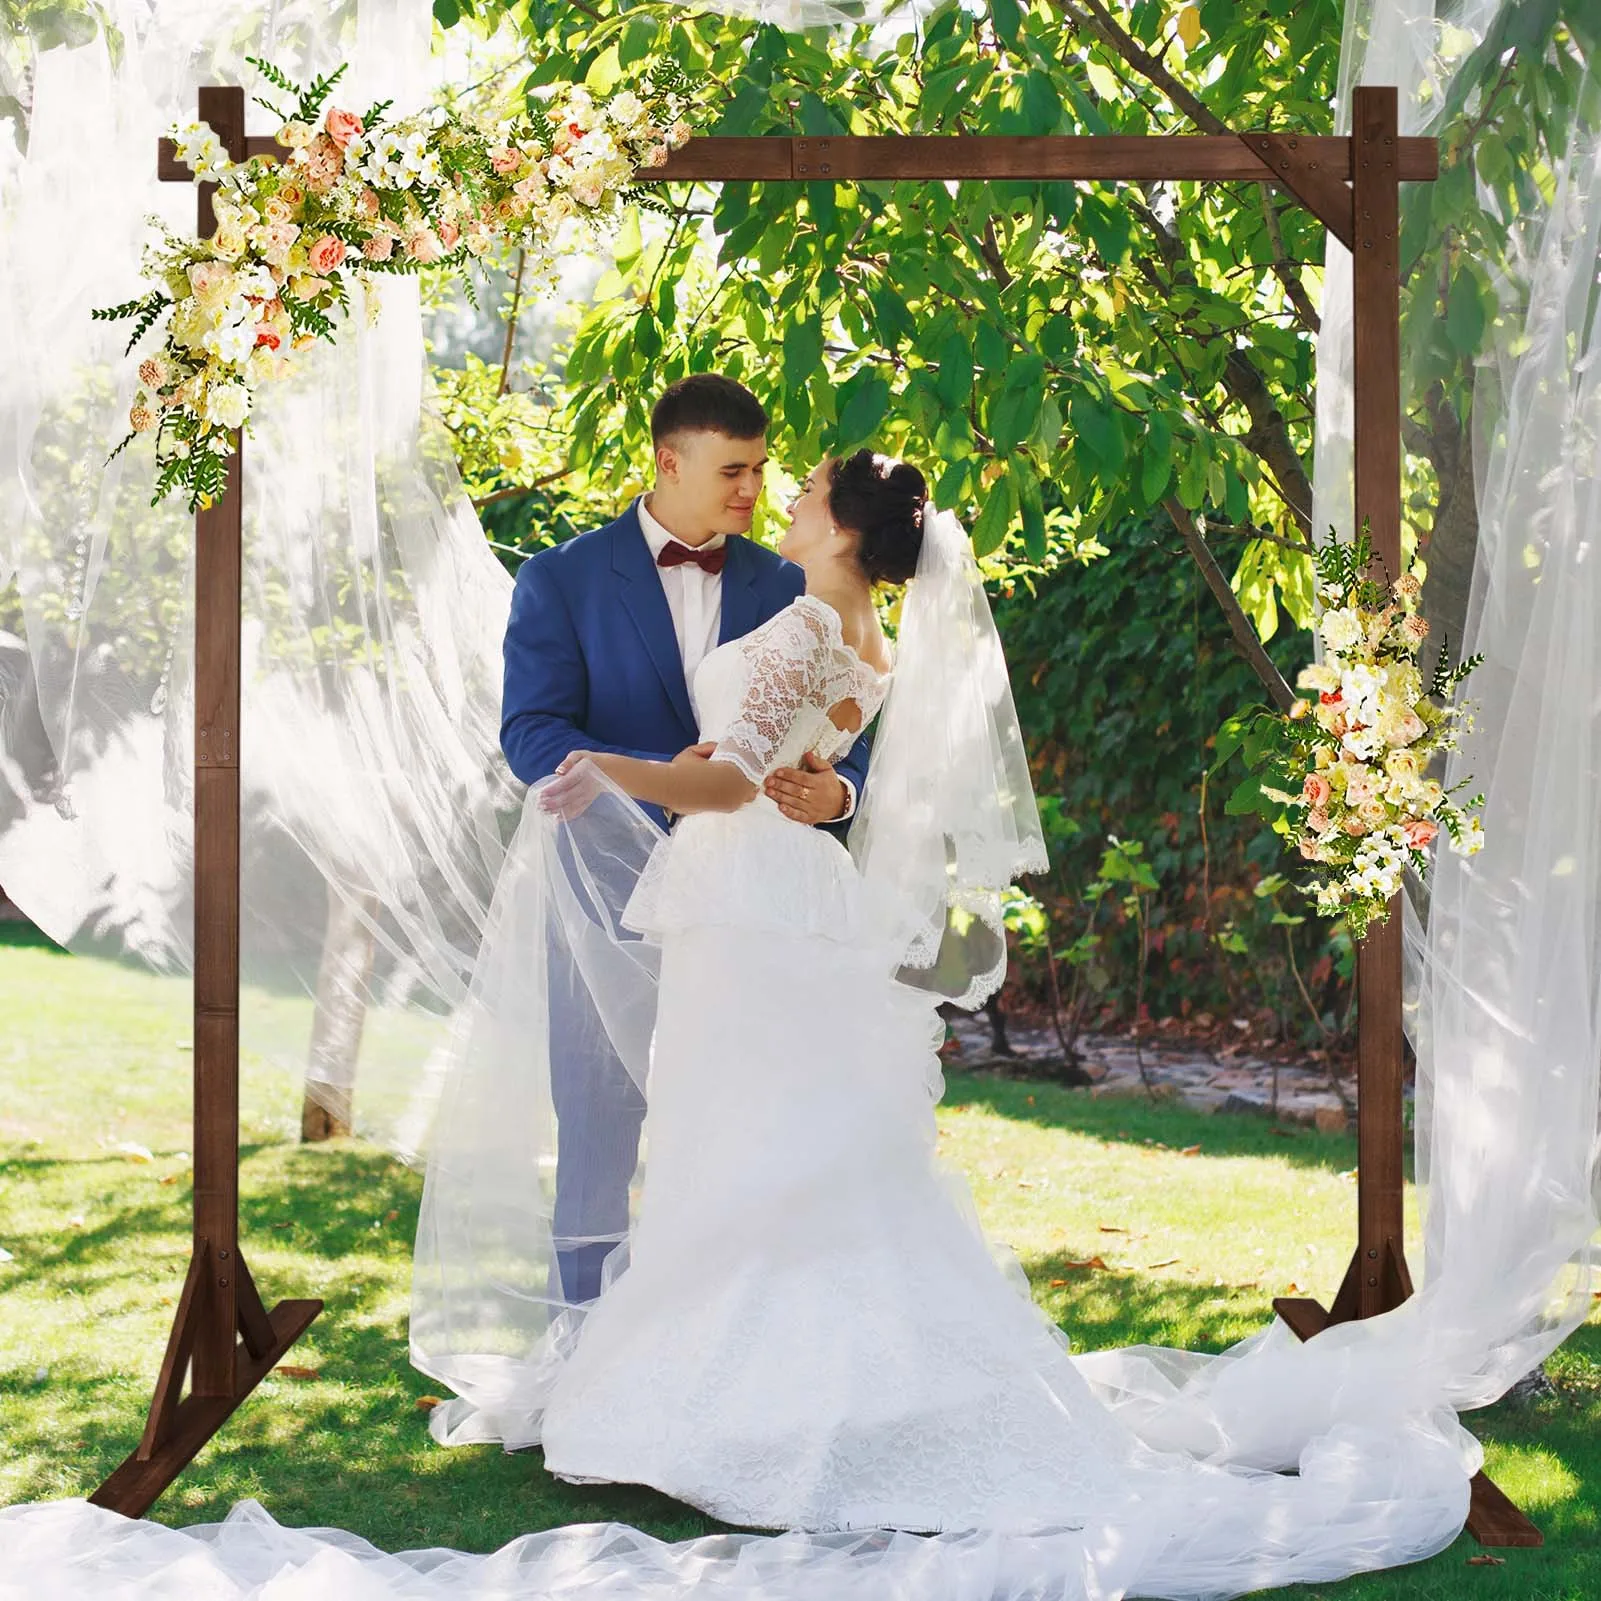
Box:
left=2, top=922, right=1598, bottom=1596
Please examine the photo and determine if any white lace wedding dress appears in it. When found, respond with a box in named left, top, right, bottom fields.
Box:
left=537, top=594, right=1143, bottom=1531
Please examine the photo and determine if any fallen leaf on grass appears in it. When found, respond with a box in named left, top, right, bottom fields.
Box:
left=115, top=1141, right=154, bottom=1163
left=416, top=1396, right=443, bottom=1412
left=1098, top=1225, right=1127, bottom=1234
left=1179, top=1144, right=1201, bottom=1156
left=1283, top=1282, right=1303, bottom=1295
left=1061, top=1256, right=1109, bottom=1272
left=1145, top=1258, right=1181, bottom=1270
left=275, top=1365, right=321, bottom=1381
left=1467, top=1555, right=1506, bottom=1567
left=384, top=1209, right=400, bottom=1223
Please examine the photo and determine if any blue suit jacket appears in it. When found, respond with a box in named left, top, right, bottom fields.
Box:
left=501, top=501, right=871, bottom=833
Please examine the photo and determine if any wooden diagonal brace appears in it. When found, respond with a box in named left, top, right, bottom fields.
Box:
left=1243, top=132, right=1356, bottom=249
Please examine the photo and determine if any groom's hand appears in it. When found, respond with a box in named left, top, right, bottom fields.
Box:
left=765, top=752, right=848, bottom=825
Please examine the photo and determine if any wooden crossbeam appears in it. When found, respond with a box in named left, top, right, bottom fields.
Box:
left=642, top=132, right=1438, bottom=184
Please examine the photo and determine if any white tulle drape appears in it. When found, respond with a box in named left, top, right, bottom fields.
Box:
left=0, top=0, right=517, bottom=1159
left=2, top=0, right=1600, bottom=1595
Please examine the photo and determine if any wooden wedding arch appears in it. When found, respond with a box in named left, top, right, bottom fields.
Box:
left=86, top=79, right=1539, bottom=1551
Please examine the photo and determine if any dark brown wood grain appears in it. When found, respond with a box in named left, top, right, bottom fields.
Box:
left=1350, top=85, right=1408, bottom=1326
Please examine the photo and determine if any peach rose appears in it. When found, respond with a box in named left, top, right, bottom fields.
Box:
left=254, top=326, right=282, bottom=351
left=1302, top=773, right=1332, bottom=809
left=276, top=179, right=306, bottom=207
left=490, top=145, right=521, bottom=174
left=1306, top=807, right=1331, bottom=834
left=307, top=234, right=348, bottom=274
left=324, top=107, right=364, bottom=149
left=436, top=218, right=460, bottom=250
left=1403, top=819, right=1439, bottom=849
left=187, top=260, right=230, bottom=296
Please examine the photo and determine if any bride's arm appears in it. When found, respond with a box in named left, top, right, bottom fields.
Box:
left=556, top=746, right=757, bottom=815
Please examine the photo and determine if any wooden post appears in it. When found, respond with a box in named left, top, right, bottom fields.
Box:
left=1266, top=85, right=1538, bottom=1549
left=90, top=84, right=320, bottom=1520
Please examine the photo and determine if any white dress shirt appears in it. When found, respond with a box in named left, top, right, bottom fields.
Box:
left=635, top=493, right=856, bottom=820
left=637, top=493, right=724, bottom=707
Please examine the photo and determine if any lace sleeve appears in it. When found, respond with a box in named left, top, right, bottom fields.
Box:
left=710, top=600, right=846, bottom=785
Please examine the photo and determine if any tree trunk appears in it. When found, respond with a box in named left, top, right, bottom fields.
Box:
left=1412, top=380, right=1479, bottom=676
left=300, top=885, right=380, bottom=1143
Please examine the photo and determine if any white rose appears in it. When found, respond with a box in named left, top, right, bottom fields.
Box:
left=1319, top=607, right=1363, bottom=654
left=200, top=381, right=251, bottom=428
left=607, top=91, right=646, bottom=127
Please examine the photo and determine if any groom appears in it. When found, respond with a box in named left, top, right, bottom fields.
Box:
left=501, top=373, right=871, bottom=1303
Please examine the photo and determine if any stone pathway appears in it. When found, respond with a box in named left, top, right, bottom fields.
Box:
left=942, top=1009, right=1366, bottom=1133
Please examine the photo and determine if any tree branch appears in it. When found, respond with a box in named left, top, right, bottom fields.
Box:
left=497, top=248, right=526, bottom=398
left=1058, top=0, right=1229, bottom=134
left=1165, top=498, right=1296, bottom=710
left=1258, top=188, right=1320, bottom=334
left=471, top=466, right=573, bottom=512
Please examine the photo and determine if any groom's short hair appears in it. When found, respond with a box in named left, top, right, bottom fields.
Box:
left=651, top=374, right=768, bottom=446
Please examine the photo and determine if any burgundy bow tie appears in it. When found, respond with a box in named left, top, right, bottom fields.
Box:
left=657, top=539, right=727, bottom=575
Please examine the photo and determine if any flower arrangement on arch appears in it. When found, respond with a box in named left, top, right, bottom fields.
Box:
left=1215, top=527, right=1485, bottom=940
left=94, top=57, right=700, bottom=511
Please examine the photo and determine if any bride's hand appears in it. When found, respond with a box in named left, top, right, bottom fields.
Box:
left=673, top=741, right=718, bottom=767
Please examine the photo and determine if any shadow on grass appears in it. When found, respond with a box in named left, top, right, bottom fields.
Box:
left=942, top=1068, right=1404, bottom=1179
left=2, top=1135, right=726, bottom=1549
left=0, top=920, right=63, bottom=952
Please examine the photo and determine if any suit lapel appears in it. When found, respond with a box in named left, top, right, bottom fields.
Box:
left=718, top=534, right=761, bottom=646
left=612, top=504, right=696, bottom=734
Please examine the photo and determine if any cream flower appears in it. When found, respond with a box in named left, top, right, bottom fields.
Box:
left=200, top=381, right=251, bottom=428
left=1318, top=607, right=1363, bottom=654
left=607, top=91, right=646, bottom=128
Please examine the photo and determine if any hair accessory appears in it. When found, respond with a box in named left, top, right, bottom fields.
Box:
left=872, top=451, right=896, bottom=480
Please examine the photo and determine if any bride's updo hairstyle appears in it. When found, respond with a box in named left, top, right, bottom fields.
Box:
left=827, top=449, right=929, bottom=585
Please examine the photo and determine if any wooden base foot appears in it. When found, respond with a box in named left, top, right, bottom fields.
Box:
left=90, top=1296, right=321, bottom=1518
left=1272, top=1292, right=1541, bottom=1549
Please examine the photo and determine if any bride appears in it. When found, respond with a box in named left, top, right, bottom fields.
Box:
left=405, top=448, right=1473, bottom=1586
